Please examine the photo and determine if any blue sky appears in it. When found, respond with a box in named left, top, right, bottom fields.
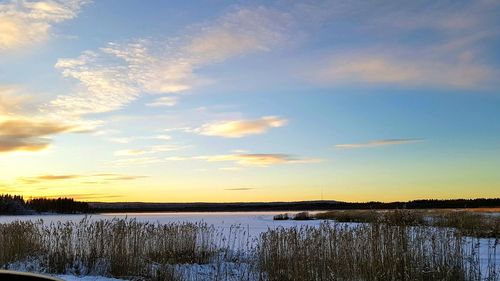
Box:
left=0, top=0, right=499, bottom=202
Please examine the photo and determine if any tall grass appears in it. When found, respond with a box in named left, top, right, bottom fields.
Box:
left=304, top=209, right=500, bottom=238
left=431, top=211, right=500, bottom=238
left=0, top=221, right=42, bottom=266
left=0, top=215, right=498, bottom=280
left=0, top=218, right=215, bottom=279
left=258, top=222, right=498, bottom=281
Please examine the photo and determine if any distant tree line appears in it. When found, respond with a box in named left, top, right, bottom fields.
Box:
left=2, top=194, right=499, bottom=215
left=90, top=198, right=500, bottom=213
left=27, top=197, right=90, bottom=214
left=0, top=194, right=90, bottom=215
left=0, top=194, right=31, bottom=215
left=334, top=198, right=500, bottom=210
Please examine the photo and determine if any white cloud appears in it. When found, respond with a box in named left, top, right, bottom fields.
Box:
left=196, top=116, right=287, bottom=138
left=114, top=144, right=187, bottom=157
left=110, top=157, right=164, bottom=167
left=219, top=167, right=243, bottom=171
left=151, top=135, right=171, bottom=140
left=183, top=7, right=289, bottom=63
left=48, top=7, right=289, bottom=116
left=155, top=152, right=323, bottom=167
left=108, top=137, right=130, bottom=144
left=146, top=96, right=178, bottom=107
left=114, top=149, right=148, bottom=156
left=197, top=153, right=322, bottom=167
left=164, top=156, right=189, bottom=161
left=0, top=0, right=89, bottom=51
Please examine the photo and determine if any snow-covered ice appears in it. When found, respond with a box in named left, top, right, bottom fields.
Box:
left=0, top=211, right=323, bottom=238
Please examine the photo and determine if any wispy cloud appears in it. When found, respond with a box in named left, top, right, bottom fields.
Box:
left=335, top=138, right=424, bottom=149
left=149, top=135, right=172, bottom=141
left=164, top=156, right=190, bottom=161
left=96, top=129, right=172, bottom=144
left=161, top=152, right=322, bottom=167
left=197, top=153, right=322, bottom=167
left=183, top=7, right=290, bottom=62
left=0, top=86, right=32, bottom=114
left=196, top=116, right=287, bottom=138
left=110, top=157, right=164, bottom=167
left=18, top=173, right=147, bottom=184
left=219, top=167, right=243, bottom=171
left=114, top=149, right=149, bottom=156
left=18, top=174, right=81, bottom=184
left=48, top=7, right=290, bottom=116
left=310, top=54, right=494, bottom=89
left=146, top=96, right=178, bottom=107
left=224, top=187, right=254, bottom=191
left=92, top=174, right=148, bottom=181
left=114, top=144, right=188, bottom=157
left=302, top=1, right=500, bottom=89
left=0, top=0, right=89, bottom=51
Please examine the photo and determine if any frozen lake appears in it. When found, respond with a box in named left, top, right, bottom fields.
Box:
left=0, top=211, right=323, bottom=237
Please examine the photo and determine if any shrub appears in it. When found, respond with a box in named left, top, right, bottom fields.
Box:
left=314, top=210, right=378, bottom=223
left=273, top=213, right=289, bottom=220
left=293, top=212, right=313, bottom=220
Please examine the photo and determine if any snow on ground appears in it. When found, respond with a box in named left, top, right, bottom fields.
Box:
left=57, top=275, right=125, bottom=281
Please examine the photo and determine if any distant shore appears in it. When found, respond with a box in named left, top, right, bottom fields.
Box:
left=3, top=195, right=499, bottom=215
left=89, top=198, right=500, bottom=213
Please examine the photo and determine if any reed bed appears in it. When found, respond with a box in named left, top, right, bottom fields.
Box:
left=258, top=222, right=499, bottom=281
left=0, top=218, right=216, bottom=279
left=0, top=216, right=498, bottom=280
left=283, top=210, right=500, bottom=238
left=431, top=211, right=500, bottom=238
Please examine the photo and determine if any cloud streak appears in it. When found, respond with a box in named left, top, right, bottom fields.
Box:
left=114, top=144, right=188, bottom=157
left=335, top=138, right=424, bottom=149
left=311, top=54, right=494, bottom=89
left=110, top=157, right=164, bottom=167
left=146, top=96, right=178, bottom=107
left=18, top=173, right=147, bottom=184
left=196, top=116, right=287, bottom=138
left=197, top=153, right=322, bottom=167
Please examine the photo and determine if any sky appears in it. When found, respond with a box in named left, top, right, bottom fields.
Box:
left=0, top=0, right=499, bottom=202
